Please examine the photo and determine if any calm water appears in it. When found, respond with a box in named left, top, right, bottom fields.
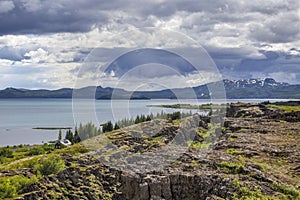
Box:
left=0, top=98, right=296, bottom=146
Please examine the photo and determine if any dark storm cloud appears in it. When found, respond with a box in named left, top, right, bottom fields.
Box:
left=0, top=0, right=299, bottom=45
left=216, top=50, right=300, bottom=82
left=0, top=0, right=109, bottom=34
left=0, top=1, right=15, bottom=13
left=0, top=0, right=299, bottom=88
left=0, top=0, right=178, bottom=35
left=104, top=48, right=196, bottom=78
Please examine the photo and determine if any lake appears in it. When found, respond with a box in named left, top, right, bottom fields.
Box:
left=0, top=98, right=296, bottom=146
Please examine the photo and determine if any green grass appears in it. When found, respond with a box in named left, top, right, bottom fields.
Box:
left=0, top=144, right=56, bottom=166
left=232, top=179, right=277, bottom=200
left=0, top=144, right=87, bottom=171
left=231, top=179, right=300, bottom=200
left=0, top=155, right=65, bottom=198
left=226, top=148, right=243, bottom=156
left=218, top=161, right=245, bottom=174
left=0, top=175, right=38, bottom=199
left=229, top=137, right=238, bottom=142
left=34, top=155, right=65, bottom=176
left=271, top=182, right=300, bottom=199
left=147, top=136, right=164, bottom=146
left=187, top=141, right=211, bottom=149
left=196, top=128, right=210, bottom=139
left=267, top=104, right=300, bottom=112
left=1, top=156, right=42, bottom=170
left=55, top=143, right=88, bottom=155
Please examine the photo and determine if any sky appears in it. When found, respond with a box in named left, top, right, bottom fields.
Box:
left=0, top=0, right=299, bottom=90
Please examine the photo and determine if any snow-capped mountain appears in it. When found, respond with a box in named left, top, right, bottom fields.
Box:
left=223, top=78, right=289, bottom=89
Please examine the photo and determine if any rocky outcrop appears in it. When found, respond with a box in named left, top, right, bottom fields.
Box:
left=9, top=102, right=300, bottom=199
left=120, top=173, right=234, bottom=200
left=226, top=102, right=300, bottom=122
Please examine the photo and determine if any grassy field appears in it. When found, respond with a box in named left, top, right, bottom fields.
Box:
left=267, top=104, right=300, bottom=112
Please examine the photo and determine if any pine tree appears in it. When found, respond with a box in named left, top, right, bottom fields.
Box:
left=146, top=115, right=151, bottom=121
left=73, top=127, right=81, bottom=143
left=140, top=114, right=146, bottom=122
left=107, top=121, right=113, bottom=132
left=114, top=123, right=120, bottom=130
left=102, top=121, right=113, bottom=133
left=150, top=113, right=154, bottom=120
left=58, top=129, right=62, bottom=140
left=65, top=129, right=74, bottom=144
left=135, top=115, right=140, bottom=124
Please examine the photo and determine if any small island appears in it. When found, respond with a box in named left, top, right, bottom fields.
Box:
left=148, top=103, right=228, bottom=109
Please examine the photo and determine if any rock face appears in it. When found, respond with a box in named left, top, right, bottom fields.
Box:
left=19, top=163, right=235, bottom=200
left=120, top=173, right=234, bottom=200
left=226, top=102, right=300, bottom=122
left=8, top=102, right=300, bottom=199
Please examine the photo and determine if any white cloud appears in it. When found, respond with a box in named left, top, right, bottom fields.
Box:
left=20, top=0, right=42, bottom=12
left=0, top=1, right=14, bottom=14
left=0, top=0, right=299, bottom=88
left=23, top=48, right=50, bottom=63
left=0, top=59, right=14, bottom=66
left=267, top=72, right=298, bottom=84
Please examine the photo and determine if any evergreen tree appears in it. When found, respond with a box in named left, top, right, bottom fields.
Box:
left=135, top=115, right=140, bottom=124
left=73, top=127, right=81, bottom=143
left=65, top=129, right=74, bottom=144
left=146, top=115, right=151, bottom=121
left=114, top=123, right=120, bottom=130
left=102, top=121, right=113, bottom=133
left=140, top=114, right=146, bottom=122
left=150, top=113, right=154, bottom=120
left=107, top=121, right=113, bottom=132
left=58, top=129, right=62, bottom=140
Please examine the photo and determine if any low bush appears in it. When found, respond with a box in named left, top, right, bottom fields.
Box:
left=34, top=155, right=65, bottom=176
left=0, top=147, right=14, bottom=158
left=25, top=147, right=45, bottom=156
left=0, top=175, right=38, bottom=198
left=272, top=182, right=300, bottom=199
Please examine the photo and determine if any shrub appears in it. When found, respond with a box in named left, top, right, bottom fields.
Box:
left=272, top=182, right=300, bottom=199
left=24, top=144, right=54, bottom=156
left=232, top=179, right=272, bottom=200
left=58, top=144, right=88, bottom=155
left=41, top=143, right=55, bottom=153
left=0, top=147, right=14, bottom=158
left=34, top=155, right=65, bottom=176
left=25, top=147, right=45, bottom=156
left=0, top=175, right=38, bottom=198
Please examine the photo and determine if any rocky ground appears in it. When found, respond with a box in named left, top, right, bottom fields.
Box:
left=2, top=102, right=300, bottom=199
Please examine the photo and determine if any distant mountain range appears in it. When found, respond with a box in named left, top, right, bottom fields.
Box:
left=0, top=78, right=299, bottom=99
